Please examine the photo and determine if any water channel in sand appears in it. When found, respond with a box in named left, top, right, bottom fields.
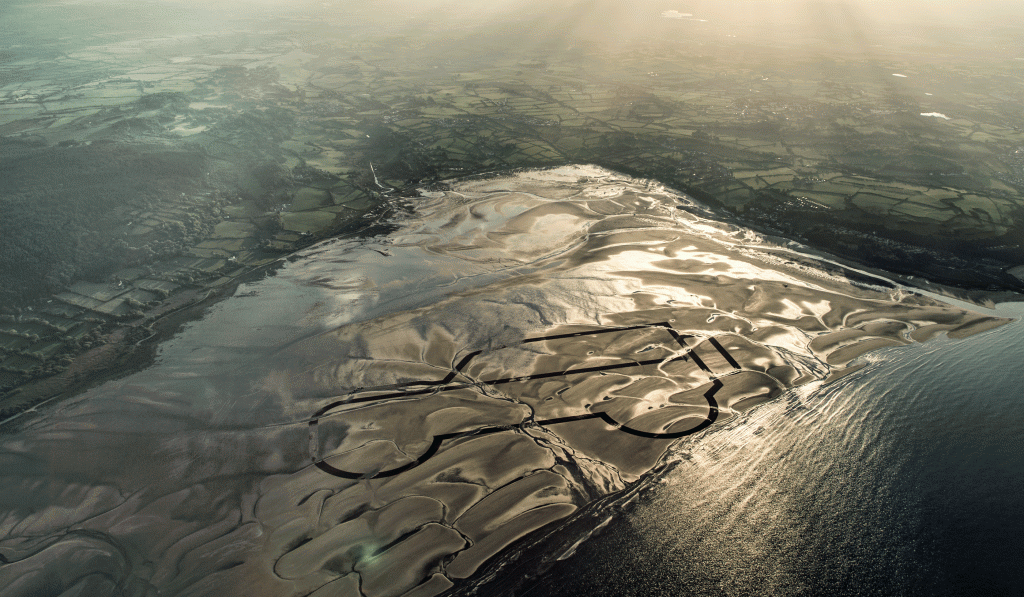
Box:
left=0, top=166, right=1011, bottom=597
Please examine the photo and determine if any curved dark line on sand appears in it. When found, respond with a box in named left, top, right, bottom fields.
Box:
left=310, top=323, right=730, bottom=480
left=312, top=379, right=723, bottom=480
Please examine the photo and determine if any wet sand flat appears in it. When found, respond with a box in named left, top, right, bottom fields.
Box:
left=0, top=166, right=1010, bottom=597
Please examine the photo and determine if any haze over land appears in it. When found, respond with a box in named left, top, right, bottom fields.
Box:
left=1, top=2, right=1023, bottom=596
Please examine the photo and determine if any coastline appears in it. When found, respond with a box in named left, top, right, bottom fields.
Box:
left=2, top=167, right=1019, bottom=432
left=0, top=165, right=1019, bottom=597
left=0, top=197, right=400, bottom=430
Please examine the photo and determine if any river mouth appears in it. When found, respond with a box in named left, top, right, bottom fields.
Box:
left=0, top=166, right=1010, bottom=597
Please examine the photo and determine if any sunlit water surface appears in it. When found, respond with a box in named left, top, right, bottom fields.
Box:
left=0, top=166, right=1017, bottom=597
left=509, top=303, right=1024, bottom=597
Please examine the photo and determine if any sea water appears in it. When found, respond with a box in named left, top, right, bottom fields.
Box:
left=507, top=302, right=1024, bottom=597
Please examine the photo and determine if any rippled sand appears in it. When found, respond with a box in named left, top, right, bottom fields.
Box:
left=0, top=166, right=1008, bottom=597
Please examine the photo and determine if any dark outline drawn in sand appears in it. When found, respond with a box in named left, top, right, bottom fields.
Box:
left=310, top=322, right=739, bottom=479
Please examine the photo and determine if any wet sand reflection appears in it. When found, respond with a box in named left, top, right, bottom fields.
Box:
left=0, top=166, right=1008, bottom=597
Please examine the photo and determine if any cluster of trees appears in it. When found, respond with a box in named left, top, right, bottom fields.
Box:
left=0, top=313, right=67, bottom=331
left=0, top=142, right=208, bottom=306
left=0, top=355, right=74, bottom=381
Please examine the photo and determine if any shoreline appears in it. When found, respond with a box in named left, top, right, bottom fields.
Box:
left=2, top=167, right=1020, bottom=432
left=1, top=165, right=1019, bottom=597
left=0, top=197, right=401, bottom=431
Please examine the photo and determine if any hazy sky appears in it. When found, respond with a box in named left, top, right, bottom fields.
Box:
left=3, top=0, right=1020, bottom=65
